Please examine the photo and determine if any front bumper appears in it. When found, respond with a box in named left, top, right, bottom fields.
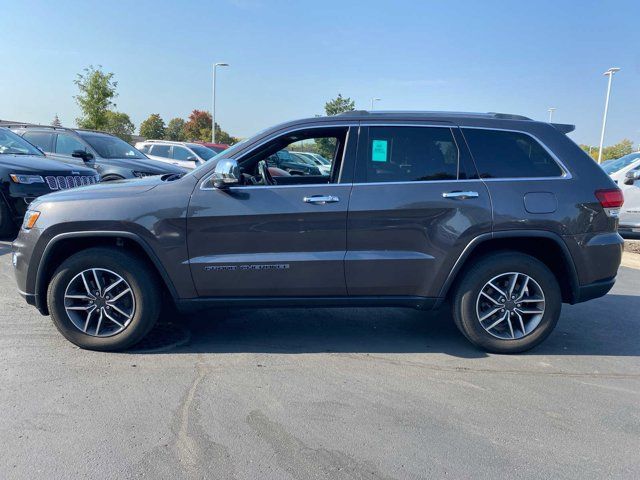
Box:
left=12, top=226, right=43, bottom=312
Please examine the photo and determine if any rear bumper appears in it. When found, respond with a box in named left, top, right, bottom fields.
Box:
left=574, top=276, right=616, bottom=304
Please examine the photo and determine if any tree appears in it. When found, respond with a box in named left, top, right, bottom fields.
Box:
left=316, top=94, right=355, bottom=158
left=51, top=114, right=62, bottom=127
left=104, top=111, right=135, bottom=142
left=580, top=139, right=634, bottom=161
left=165, top=118, right=186, bottom=141
left=183, top=110, right=212, bottom=142
left=139, top=113, right=165, bottom=139
left=324, top=93, right=355, bottom=116
left=214, top=123, right=239, bottom=145
left=74, top=65, right=118, bottom=130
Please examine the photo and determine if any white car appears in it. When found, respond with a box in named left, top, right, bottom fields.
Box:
left=602, top=153, right=640, bottom=237
left=135, top=140, right=217, bottom=170
left=290, top=151, right=331, bottom=175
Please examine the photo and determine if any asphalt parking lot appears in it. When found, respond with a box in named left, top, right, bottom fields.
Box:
left=0, top=240, right=639, bottom=480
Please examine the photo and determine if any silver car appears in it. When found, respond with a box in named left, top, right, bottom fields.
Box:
left=602, top=153, right=640, bottom=236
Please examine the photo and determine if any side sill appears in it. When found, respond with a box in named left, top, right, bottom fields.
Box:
left=175, top=296, right=440, bottom=313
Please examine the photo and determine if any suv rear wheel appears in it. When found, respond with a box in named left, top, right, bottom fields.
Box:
left=47, top=247, right=161, bottom=351
left=0, top=198, right=16, bottom=238
left=452, top=252, right=561, bottom=353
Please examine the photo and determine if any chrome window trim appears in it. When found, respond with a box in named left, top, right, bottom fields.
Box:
left=459, top=125, right=572, bottom=180
left=200, top=122, right=572, bottom=190
left=200, top=123, right=357, bottom=191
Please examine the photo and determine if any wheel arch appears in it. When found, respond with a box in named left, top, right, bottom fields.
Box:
left=440, top=230, right=579, bottom=304
left=35, top=231, right=178, bottom=314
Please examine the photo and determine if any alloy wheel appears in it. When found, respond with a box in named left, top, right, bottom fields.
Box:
left=63, top=268, right=136, bottom=337
left=475, top=272, right=545, bottom=340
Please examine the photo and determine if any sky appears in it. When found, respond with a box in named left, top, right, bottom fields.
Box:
left=1, top=0, right=639, bottom=146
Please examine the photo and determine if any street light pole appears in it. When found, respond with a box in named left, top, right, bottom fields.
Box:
left=597, top=67, right=621, bottom=164
left=370, top=97, right=381, bottom=110
left=548, top=107, right=556, bottom=122
left=212, top=62, right=229, bottom=143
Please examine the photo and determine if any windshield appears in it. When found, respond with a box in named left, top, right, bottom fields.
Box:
left=189, top=145, right=217, bottom=161
left=0, top=128, right=44, bottom=156
left=79, top=132, right=146, bottom=159
left=602, top=153, right=640, bottom=174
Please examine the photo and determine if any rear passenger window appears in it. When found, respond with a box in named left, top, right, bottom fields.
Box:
left=150, top=145, right=170, bottom=158
left=462, top=129, right=563, bottom=178
left=364, top=127, right=459, bottom=183
left=23, top=132, right=55, bottom=152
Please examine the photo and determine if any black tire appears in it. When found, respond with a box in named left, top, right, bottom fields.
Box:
left=452, top=251, right=561, bottom=354
left=47, top=247, right=161, bottom=351
left=0, top=198, right=17, bottom=238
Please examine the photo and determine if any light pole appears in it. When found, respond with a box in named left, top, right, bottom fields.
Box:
left=597, top=67, right=621, bottom=163
left=212, top=62, right=229, bottom=143
left=548, top=107, right=556, bottom=122
left=370, top=97, right=381, bottom=110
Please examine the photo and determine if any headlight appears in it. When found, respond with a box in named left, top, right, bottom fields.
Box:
left=10, top=174, right=45, bottom=184
left=22, top=210, right=41, bottom=230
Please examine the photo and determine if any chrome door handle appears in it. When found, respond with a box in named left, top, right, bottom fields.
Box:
left=442, top=191, right=479, bottom=200
left=303, top=195, right=340, bottom=204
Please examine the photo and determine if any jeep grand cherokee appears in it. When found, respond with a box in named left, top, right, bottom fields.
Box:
left=12, top=111, right=624, bottom=353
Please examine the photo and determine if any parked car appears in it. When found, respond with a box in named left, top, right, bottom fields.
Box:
left=12, top=126, right=186, bottom=180
left=266, top=150, right=321, bottom=175
left=602, top=152, right=640, bottom=237
left=0, top=127, right=99, bottom=236
left=194, top=141, right=230, bottom=154
left=290, top=151, right=331, bottom=175
left=13, top=111, right=623, bottom=353
left=135, top=140, right=218, bottom=169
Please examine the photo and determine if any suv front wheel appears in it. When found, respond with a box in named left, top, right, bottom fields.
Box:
left=452, top=252, right=561, bottom=353
left=47, top=247, right=161, bottom=351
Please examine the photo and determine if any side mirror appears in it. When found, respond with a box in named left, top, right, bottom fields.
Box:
left=210, top=159, right=240, bottom=189
left=623, top=170, right=640, bottom=185
left=72, top=150, right=94, bottom=161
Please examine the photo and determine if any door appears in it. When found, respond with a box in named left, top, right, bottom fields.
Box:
left=171, top=145, right=199, bottom=169
left=346, top=124, right=492, bottom=298
left=187, top=125, right=357, bottom=297
left=620, top=164, right=640, bottom=228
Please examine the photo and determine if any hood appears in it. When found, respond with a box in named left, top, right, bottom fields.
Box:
left=0, top=154, right=97, bottom=174
left=30, top=175, right=166, bottom=208
left=97, top=156, right=187, bottom=174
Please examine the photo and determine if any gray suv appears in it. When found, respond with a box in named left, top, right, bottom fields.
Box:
left=12, top=126, right=186, bottom=180
left=12, top=111, right=624, bottom=353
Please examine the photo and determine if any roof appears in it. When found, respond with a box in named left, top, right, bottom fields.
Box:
left=335, top=110, right=533, bottom=121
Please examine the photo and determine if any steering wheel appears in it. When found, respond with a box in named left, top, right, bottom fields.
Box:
left=258, top=160, right=276, bottom=185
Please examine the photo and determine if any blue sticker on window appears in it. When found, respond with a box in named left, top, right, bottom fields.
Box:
left=371, top=140, right=388, bottom=162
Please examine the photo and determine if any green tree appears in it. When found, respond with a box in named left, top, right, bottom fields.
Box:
left=580, top=139, right=634, bottom=161
left=214, top=123, right=239, bottom=145
left=316, top=94, right=355, bottom=158
left=104, top=111, right=135, bottom=143
left=74, top=65, right=118, bottom=130
left=324, top=93, right=355, bottom=116
left=183, top=110, right=212, bottom=142
left=165, top=118, right=186, bottom=141
left=51, top=114, right=62, bottom=127
left=139, top=113, right=165, bottom=139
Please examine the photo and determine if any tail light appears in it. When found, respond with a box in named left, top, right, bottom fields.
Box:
left=595, top=188, right=624, bottom=217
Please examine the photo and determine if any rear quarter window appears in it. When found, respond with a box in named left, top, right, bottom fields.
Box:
left=462, top=128, right=564, bottom=178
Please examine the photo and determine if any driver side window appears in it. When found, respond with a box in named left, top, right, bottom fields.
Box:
left=239, top=126, right=349, bottom=186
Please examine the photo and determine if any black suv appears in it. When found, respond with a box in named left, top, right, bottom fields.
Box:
left=266, top=149, right=322, bottom=175
left=11, top=125, right=186, bottom=180
left=12, top=112, right=624, bottom=353
left=0, top=127, right=99, bottom=237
